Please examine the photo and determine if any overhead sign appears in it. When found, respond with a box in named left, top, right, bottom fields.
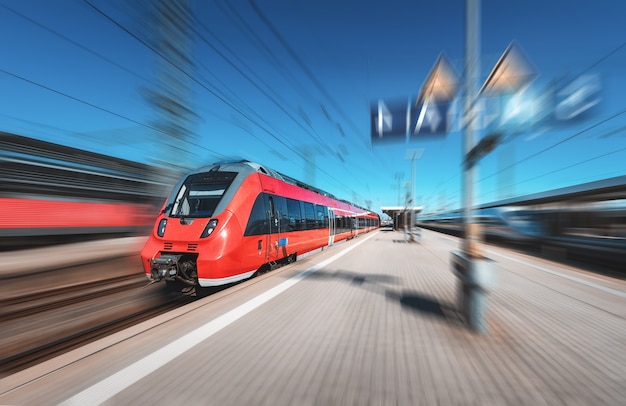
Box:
left=371, top=97, right=452, bottom=143
left=416, top=53, right=460, bottom=105
left=554, top=74, right=601, bottom=121
left=370, top=98, right=409, bottom=143
left=410, top=99, right=451, bottom=135
left=484, top=73, right=602, bottom=134
left=479, top=42, right=537, bottom=95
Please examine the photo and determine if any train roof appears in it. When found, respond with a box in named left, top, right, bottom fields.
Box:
left=191, top=160, right=332, bottom=196
left=189, top=160, right=375, bottom=214
left=480, top=176, right=626, bottom=209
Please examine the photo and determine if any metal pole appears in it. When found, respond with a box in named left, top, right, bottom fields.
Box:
left=464, top=0, right=480, bottom=259
left=459, top=0, right=492, bottom=334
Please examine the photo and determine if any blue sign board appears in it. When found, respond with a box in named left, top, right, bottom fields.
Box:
left=371, top=97, right=452, bottom=144
left=410, top=100, right=451, bottom=136
left=483, top=73, right=602, bottom=135
left=370, top=98, right=408, bottom=143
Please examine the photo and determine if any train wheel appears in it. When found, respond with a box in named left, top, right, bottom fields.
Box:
left=253, top=264, right=271, bottom=277
left=164, top=279, right=193, bottom=295
left=195, top=284, right=228, bottom=298
left=195, top=285, right=212, bottom=298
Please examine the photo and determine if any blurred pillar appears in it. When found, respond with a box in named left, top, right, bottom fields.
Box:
left=456, top=0, right=494, bottom=334
left=462, top=0, right=482, bottom=260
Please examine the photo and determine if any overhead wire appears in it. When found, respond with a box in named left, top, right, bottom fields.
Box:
left=215, top=0, right=339, bottom=147
left=242, top=0, right=392, bottom=197
left=514, top=145, right=626, bottom=188
left=78, top=0, right=325, bottom=166
left=213, top=0, right=380, bottom=189
left=187, top=2, right=378, bottom=202
left=81, top=0, right=374, bottom=202
left=480, top=108, right=626, bottom=184
left=0, top=3, right=146, bottom=82
left=190, top=13, right=330, bottom=149
left=0, top=64, right=230, bottom=159
left=0, top=1, right=228, bottom=159
left=247, top=0, right=369, bottom=149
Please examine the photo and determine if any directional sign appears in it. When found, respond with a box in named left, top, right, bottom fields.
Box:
left=554, top=74, right=601, bottom=122
left=410, top=99, right=451, bottom=136
left=371, top=97, right=454, bottom=144
left=483, top=73, right=602, bottom=134
left=370, top=98, right=409, bottom=143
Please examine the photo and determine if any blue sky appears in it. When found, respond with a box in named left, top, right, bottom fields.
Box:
left=1, top=0, right=625, bottom=216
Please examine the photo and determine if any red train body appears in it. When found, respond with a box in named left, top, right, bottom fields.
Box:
left=141, top=161, right=380, bottom=289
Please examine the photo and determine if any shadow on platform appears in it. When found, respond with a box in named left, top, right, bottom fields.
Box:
left=305, top=270, right=459, bottom=323
left=306, top=269, right=401, bottom=286
left=386, top=290, right=455, bottom=319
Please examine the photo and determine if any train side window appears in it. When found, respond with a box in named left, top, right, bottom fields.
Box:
left=244, top=193, right=268, bottom=236
left=286, top=198, right=302, bottom=231
left=316, top=205, right=328, bottom=229
left=304, top=202, right=316, bottom=230
left=273, top=195, right=290, bottom=233
left=299, top=201, right=306, bottom=230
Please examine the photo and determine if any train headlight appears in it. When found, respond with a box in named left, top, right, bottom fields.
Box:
left=157, top=219, right=167, bottom=237
left=200, top=219, right=219, bottom=238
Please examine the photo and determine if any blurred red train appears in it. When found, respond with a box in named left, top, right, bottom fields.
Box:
left=141, top=161, right=380, bottom=291
left=0, top=132, right=166, bottom=249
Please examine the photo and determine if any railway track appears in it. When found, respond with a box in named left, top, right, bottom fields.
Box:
left=0, top=256, right=194, bottom=378
left=0, top=274, right=142, bottom=321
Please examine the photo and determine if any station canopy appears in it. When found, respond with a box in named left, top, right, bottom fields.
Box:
left=381, top=206, right=423, bottom=220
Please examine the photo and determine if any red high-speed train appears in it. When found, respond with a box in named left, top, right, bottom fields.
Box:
left=141, top=161, right=380, bottom=291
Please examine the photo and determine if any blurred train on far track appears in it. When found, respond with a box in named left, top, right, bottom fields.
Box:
left=418, top=206, right=542, bottom=244
left=141, top=161, right=380, bottom=291
left=418, top=177, right=626, bottom=268
left=0, top=132, right=168, bottom=250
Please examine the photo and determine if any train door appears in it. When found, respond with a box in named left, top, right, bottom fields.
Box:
left=328, top=208, right=336, bottom=246
left=267, top=196, right=280, bottom=263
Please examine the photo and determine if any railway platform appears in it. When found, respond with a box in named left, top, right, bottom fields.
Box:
left=1, top=228, right=624, bottom=405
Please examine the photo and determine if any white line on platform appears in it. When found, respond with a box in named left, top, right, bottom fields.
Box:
left=60, top=232, right=378, bottom=406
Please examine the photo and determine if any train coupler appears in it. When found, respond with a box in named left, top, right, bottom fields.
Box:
left=149, top=254, right=181, bottom=282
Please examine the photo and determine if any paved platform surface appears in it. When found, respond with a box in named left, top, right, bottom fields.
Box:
left=1, top=229, right=624, bottom=405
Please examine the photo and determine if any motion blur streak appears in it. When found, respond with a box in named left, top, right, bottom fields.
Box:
left=0, top=198, right=153, bottom=230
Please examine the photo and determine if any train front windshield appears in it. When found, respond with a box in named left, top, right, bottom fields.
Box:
left=169, top=171, right=236, bottom=218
